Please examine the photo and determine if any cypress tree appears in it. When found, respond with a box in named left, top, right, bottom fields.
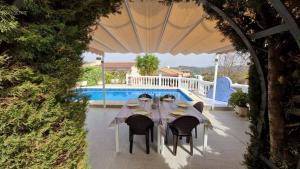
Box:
left=0, top=0, right=121, bottom=168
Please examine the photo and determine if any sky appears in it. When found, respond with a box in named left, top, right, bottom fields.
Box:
left=82, top=52, right=217, bottom=68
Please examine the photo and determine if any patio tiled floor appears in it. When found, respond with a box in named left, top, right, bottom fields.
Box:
left=86, top=107, right=249, bottom=169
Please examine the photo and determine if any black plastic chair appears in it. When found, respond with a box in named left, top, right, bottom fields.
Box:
left=160, top=94, right=176, bottom=101
left=193, top=101, right=204, bottom=112
left=165, top=116, right=200, bottom=155
left=192, top=101, right=204, bottom=138
left=138, top=93, right=152, bottom=99
left=125, top=114, right=154, bottom=154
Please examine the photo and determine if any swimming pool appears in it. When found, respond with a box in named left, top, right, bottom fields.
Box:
left=76, top=88, right=193, bottom=101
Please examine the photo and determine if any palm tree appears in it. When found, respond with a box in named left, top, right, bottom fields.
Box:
left=135, top=54, right=159, bottom=76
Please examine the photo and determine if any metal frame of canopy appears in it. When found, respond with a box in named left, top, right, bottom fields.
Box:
left=95, top=51, right=106, bottom=108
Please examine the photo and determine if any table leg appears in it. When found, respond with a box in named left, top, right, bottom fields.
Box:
left=202, top=124, right=208, bottom=157
left=157, top=124, right=161, bottom=153
left=115, top=124, right=119, bottom=153
left=161, top=128, right=164, bottom=153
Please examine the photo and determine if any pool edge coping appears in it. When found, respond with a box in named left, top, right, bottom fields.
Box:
left=79, top=85, right=201, bottom=106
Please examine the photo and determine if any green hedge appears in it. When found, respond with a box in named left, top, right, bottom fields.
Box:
left=80, top=67, right=102, bottom=86
left=243, top=64, right=268, bottom=169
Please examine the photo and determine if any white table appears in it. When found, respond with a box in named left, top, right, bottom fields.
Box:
left=112, top=99, right=209, bottom=155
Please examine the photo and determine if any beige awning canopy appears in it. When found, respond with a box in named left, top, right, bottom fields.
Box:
left=88, top=0, right=234, bottom=55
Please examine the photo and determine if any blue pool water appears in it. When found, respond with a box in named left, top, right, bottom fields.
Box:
left=75, top=88, right=192, bottom=101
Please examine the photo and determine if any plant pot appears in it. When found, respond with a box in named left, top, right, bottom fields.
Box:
left=234, top=106, right=248, bottom=117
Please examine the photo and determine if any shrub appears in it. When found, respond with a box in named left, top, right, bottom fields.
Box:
left=229, top=90, right=249, bottom=107
left=80, top=67, right=102, bottom=86
left=80, top=67, right=127, bottom=85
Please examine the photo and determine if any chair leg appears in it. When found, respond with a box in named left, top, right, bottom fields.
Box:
left=186, top=136, right=190, bottom=143
left=190, top=135, right=193, bottom=155
left=151, top=127, right=154, bottom=142
left=129, top=132, right=134, bottom=154
left=195, top=126, right=197, bottom=139
left=146, top=132, right=150, bottom=154
left=173, top=135, right=178, bottom=155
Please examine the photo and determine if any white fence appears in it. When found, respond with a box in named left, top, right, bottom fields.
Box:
left=231, top=83, right=249, bottom=93
left=126, top=75, right=249, bottom=96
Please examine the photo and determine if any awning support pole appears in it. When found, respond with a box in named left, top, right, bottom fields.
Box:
left=101, top=53, right=106, bottom=108
left=212, top=55, right=219, bottom=110
left=97, top=51, right=106, bottom=108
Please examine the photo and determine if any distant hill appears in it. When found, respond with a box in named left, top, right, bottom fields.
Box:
left=171, top=65, right=249, bottom=83
left=170, top=66, right=214, bottom=81
left=172, top=65, right=248, bottom=75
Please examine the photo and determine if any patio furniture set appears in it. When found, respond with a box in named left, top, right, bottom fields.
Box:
left=110, top=94, right=209, bottom=156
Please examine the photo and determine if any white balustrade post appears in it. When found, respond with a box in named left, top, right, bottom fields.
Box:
left=126, top=73, right=129, bottom=85
left=178, top=75, right=182, bottom=88
left=139, top=76, right=141, bottom=86
left=197, top=75, right=203, bottom=81
left=159, top=74, right=162, bottom=87
left=197, top=75, right=203, bottom=93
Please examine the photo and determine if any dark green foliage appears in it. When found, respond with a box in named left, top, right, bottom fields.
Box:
left=80, top=66, right=102, bottom=86
left=243, top=64, right=269, bottom=169
left=228, top=90, right=248, bottom=108
left=0, top=0, right=121, bottom=168
left=247, top=64, right=262, bottom=139
left=80, top=66, right=127, bottom=85
left=106, top=71, right=126, bottom=84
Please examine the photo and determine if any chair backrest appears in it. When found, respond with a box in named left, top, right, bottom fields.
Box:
left=171, top=116, right=200, bottom=134
left=160, top=94, right=176, bottom=101
left=193, top=101, right=204, bottom=113
left=125, top=114, right=154, bottom=134
left=138, top=93, right=152, bottom=99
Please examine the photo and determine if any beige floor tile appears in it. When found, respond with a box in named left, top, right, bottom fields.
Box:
left=86, top=108, right=249, bottom=169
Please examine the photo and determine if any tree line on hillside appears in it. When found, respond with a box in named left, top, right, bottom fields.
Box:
left=172, top=64, right=249, bottom=84
left=173, top=65, right=248, bottom=83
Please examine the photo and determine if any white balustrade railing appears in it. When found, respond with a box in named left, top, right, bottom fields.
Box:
left=126, top=75, right=213, bottom=96
left=126, top=74, right=249, bottom=96
left=232, top=83, right=249, bottom=93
